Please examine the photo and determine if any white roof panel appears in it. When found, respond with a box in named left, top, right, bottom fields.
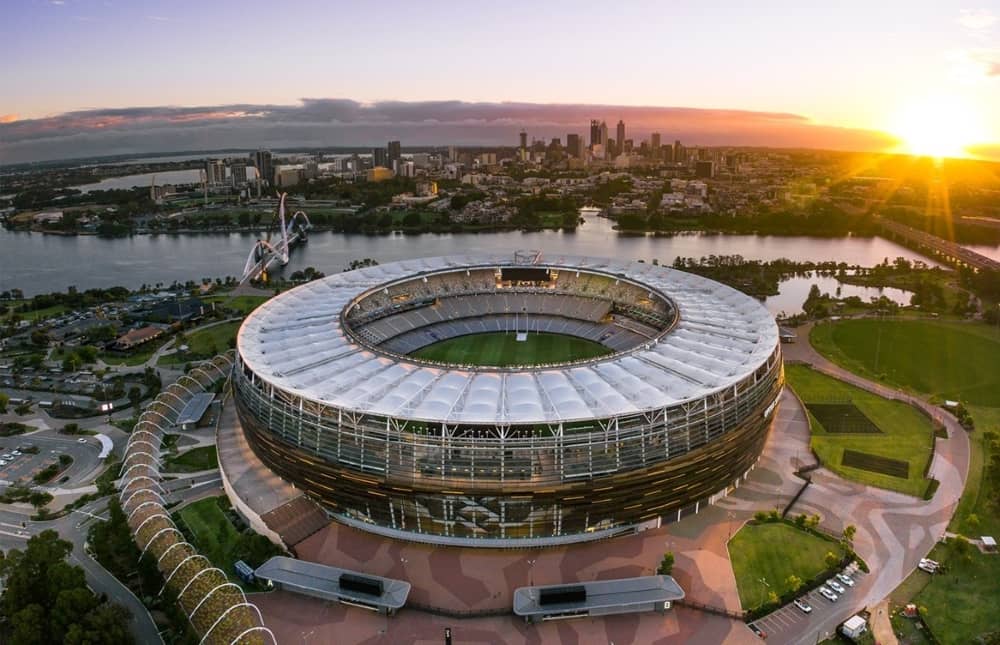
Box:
left=238, top=254, right=778, bottom=424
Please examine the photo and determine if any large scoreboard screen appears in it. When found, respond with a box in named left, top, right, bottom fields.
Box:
left=501, top=267, right=551, bottom=282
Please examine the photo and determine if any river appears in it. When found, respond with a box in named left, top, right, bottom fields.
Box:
left=2, top=216, right=936, bottom=315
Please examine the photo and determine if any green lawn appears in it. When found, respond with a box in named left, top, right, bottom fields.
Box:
left=729, top=522, right=845, bottom=611
left=810, top=319, right=1000, bottom=406
left=785, top=364, right=935, bottom=497
left=99, top=340, right=166, bottom=367
left=911, top=540, right=1000, bottom=645
left=160, top=321, right=240, bottom=365
left=174, top=497, right=244, bottom=585
left=163, top=446, right=218, bottom=473
left=411, top=332, right=610, bottom=367
left=204, top=294, right=269, bottom=315
left=3, top=303, right=68, bottom=323
left=950, top=406, right=1000, bottom=537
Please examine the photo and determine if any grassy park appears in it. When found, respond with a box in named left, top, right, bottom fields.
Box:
left=204, top=294, right=269, bottom=316
left=411, top=332, right=610, bottom=366
left=159, top=321, right=241, bottom=365
left=729, top=521, right=845, bottom=612
left=163, top=446, right=218, bottom=473
left=909, top=539, right=1000, bottom=645
left=810, top=318, right=1000, bottom=643
left=785, top=364, right=936, bottom=497
left=810, top=319, right=1000, bottom=406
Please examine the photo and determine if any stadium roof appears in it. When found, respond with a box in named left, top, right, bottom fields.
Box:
left=238, top=254, right=779, bottom=425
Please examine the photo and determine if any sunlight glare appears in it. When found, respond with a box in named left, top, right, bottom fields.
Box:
left=891, top=96, right=986, bottom=159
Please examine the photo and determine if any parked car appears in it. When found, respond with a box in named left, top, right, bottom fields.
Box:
left=793, top=598, right=813, bottom=614
left=819, top=586, right=839, bottom=602
left=836, top=573, right=855, bottom=587
left=828, top=579, right=846, bottom=594
left=77, top=438, right=87, bottom=444
left=0, top=460, right=8, bottom=467
left=0, top=454, right=11, bottom=460
left=918, top=560, right=937, bottom=574
left=11, top=450, right=21, bottom=457
left=749, top=624, right=766, bottom=639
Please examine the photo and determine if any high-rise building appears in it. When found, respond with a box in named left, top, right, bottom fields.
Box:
left=673, top=140, right=685, bottom=164
left=651, top=132, right=662, bottom=153
left=695, top=160, right=714, bottom=178
left=519, top=130, right=528, bottom=150
left=252, top=150, right=273, bottom=187
left=372, top=148, right=388, bottom=168
left=448, top=146, right=458, bottom=162
left=230, top=161, right=248, bottom=185
left=599, top=121, right=608, bottom=149
left=616, top=120, right=625, bottom=156
left=205, top=159, right=226, bottom=185
left=566, top=133, right=581, bottom=158
left=590, top=120, right=602, bottom=148
left=387, top=140, right=402, bottom=168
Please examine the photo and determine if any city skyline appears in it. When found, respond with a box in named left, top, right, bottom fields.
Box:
left=2, top=1, right=999, bottom=163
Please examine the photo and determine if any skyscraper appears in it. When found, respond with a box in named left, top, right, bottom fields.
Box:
left=387, top=140, right=402, bottom=169
left=590, top=120, right=601, bottom=148
left=519, top=130, right=528, bottom=150
left=566, top=133, right=581, bottom=158
left=252, top=150, right=273, bottom=186
left=373, top=147, right=388, bottom=168
left=599, top=121, right=608, bottom=149
left=651, top=132, right=662, bottom=153
left=616, top=120, right=625, bottom=156
left=673, top=140, right=685, bottom=164
left=205, top=158, right=226, bottom=185
left=230, top=161, right=248, bottom=185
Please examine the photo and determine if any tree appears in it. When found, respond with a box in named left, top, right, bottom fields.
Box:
left=824, top=551, right=840, bottom=569
left=842, top=524, right=857, bottom=546
left=30, top=329, right=49, bottom=347
left=785, top=574, right=803, bottom=592
left=0, top=530, right=133, bottom=645
left=658, top=551, right=675, bottom=575
left=127, top=386, right=142, bottom=407
left=966, top=513, right=980, bottom=531
left=0, top=392, right=8, bottom=414
left=768, top=591, right=780, bottom=605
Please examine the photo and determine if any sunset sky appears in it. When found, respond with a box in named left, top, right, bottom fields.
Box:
left=2, top=0, right=999, bottom=163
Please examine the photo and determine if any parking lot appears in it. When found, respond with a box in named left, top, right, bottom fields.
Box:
left=0, top=444, right=63, bottom=485
left=0, top=433, right=102, bottom=487
left=750, top=563, right=863, bottom=643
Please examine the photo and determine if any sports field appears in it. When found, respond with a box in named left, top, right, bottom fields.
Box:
left=785, top=364, right=936, bottom=497
left=810, top=319, right=1000, bottom=406
left=410, top=332, right=610, bottom=367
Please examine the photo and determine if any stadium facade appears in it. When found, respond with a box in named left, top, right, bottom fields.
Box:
left=233, top=253, right=783, bottom=546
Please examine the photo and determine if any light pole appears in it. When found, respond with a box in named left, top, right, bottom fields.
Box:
left=527, top=558, right=536, bottom=586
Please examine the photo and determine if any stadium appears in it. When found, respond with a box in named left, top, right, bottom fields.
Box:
left=233, top=253, right=783, bottom=546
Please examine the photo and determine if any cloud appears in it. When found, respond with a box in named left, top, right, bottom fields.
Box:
left=146, top=15, right=171, bottom=22
left=0, top=114, right=17, bottom=124
left=0, top=99, right=900, bottom=165
left=958, top=8, right=997, bottom=31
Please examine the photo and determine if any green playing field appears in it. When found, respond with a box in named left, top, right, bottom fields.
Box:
left=410, top=332, right=610, bottom=367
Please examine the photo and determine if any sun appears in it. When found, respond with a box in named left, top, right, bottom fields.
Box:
left=890, top=96, right=987, bottom=159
